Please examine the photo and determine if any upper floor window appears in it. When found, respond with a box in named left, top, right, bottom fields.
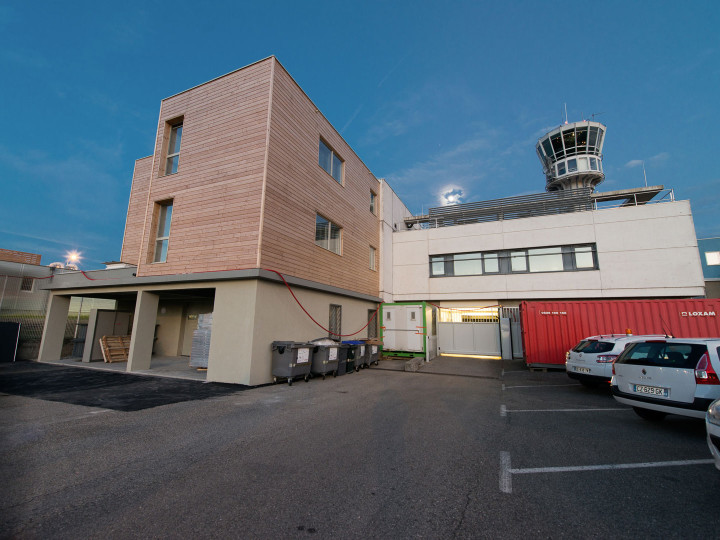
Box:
left=319, top=139, right=343, bottom=184
left=153, top=201, right=173, bottom=263
left=315, top=214, right=342, bottom=255
left=430, top=243, right=598, bottom=277
left=370, top=191, right=377, bottom=214
left=165, top=122, right=183, bottom=175
left=20, top=277, right=33, bottom=292
left=370, top=246, right=377, bottom=270
left=706, top=251, right=720, bottom=266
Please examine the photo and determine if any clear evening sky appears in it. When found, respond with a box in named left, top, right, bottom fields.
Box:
left=1, top=0, right=718, bottom=268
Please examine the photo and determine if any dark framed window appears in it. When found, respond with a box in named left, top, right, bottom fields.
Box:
left=319, top=139, right=343, bottom=184
left=367, top=309, right=378, bottom=339
left=429, top=244, right=598, bottom=277
left=329, top=304, right=342, bottom=338
left=153, top=201, right=173, bottom=263
left=20, top=277, right=33, bottom=292
left=315, top=214, right=342, bottom=255
left=165, top=121, right=183, bottom=175
left=370, top=191, right=377, bottom=214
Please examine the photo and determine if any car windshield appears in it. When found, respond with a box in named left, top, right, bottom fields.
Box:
left=576, top=340, right=615, bottom=354
left=616, top=342, right=707, bottom=369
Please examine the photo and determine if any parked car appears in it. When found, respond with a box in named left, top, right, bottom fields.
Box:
left=611, top=338, right=720, bottom=421
left=566, top=334, right=667, bottom=387
left=707, top=398, right=720, bottom=471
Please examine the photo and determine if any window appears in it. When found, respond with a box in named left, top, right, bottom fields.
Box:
left=567, top=158, right=578, bottom=173
left=429, top=244, right=598, bottom=277
left=557, top=162, right=566, bottom=176
left=367, top=309, right=378, bottom=339
left=20, top=277, right=33, bottom=292
left=315, top=214, right=342, bottom=255
left=165, top=122, right=183, bottom=175
left=329, top=304, right=342, bottom=338
left=318, top=139, right=343, bottom=184
left=369, top=246, right=377, bottom=270
left=706, top=251, right=720, bottom=266
left=370, top=191, right=377, bottom=214
left=153, top=201, right=173, bottom=263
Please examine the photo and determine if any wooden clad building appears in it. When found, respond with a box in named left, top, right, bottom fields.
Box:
left=38, top=57, right=402, bottom=386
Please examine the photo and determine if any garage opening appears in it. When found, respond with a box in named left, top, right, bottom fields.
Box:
left=437, top=306, right=501, bottom=358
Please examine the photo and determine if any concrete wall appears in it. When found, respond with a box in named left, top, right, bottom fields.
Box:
left=391, top=201, right=704, bottom=301
left=207, top=279, right=378, bottom=386
left=380, top=179, right=413, bottom=302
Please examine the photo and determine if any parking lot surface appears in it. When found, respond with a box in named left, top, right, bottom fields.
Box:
left=1, top=360, right=717, bottom=538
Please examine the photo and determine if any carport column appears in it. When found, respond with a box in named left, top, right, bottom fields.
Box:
left=127, top=291, right=159, bottom=372
left=38, top=294, right=71, bottom=361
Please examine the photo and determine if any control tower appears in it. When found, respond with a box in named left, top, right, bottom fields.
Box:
left=536, top=120, right=606, bottom=191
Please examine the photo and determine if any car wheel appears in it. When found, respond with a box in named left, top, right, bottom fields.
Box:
left=633, top=407, right=666, bottom=421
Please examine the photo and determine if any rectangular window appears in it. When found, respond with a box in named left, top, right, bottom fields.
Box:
left=369, top=246, right=377, bottom=270
left=567, top=158, right=578, bottom=173
left=368, top=309, right=378, bottom=338
left=370, top=191, right=377, bottom=214
left=153, top=201, right=173, bottom=263
left=528, top=247, right=564, bottom=272
left=557, top=162, right=566, bottom=175
left=510, top=251, right=528, bottom=272
left=431, top=244, right=598, bottom=277
left=483, top=253, right=499, bottom=273
left=165, top=122, right=183, bottom=175
left=329, top=304, right=342, bottom=338
left=20, top=277, right=33, bottom=292
left=315, top=214, right=342, bottom=255
left=706, top=251, right=720, bottom=266
left=319, top=139, right=343, bottom=184
left=453, top=253, right=483, bottom=276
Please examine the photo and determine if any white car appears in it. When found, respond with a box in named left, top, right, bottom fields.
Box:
left=707, top=399, right=720, bottom=471
left=611, top=338, right=720, bottom=421
left=566, top=334, right=667, bottom=387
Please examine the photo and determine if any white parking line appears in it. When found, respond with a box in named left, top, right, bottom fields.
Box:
left=505, top=407, right=629, bottom=413
left=504, top=384, right=580, bottom=389
left=500, top=404, right=507, bottom=417
left=500, top=451, right=713, bottom=494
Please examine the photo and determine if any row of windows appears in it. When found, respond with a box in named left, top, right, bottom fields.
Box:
left=538, top=125, right=605, bottom=163
left=554, top=156, right=602, bottom=177
left=327, top=305, right=379, bottom=339
left=315, top=214, right=377, bottom=270
left=430, top=244, right=598, bottom=277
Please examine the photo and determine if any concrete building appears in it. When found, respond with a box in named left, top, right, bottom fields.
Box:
left=698, top=237, right=720, bottom=298
left=36, top=58, right=706, bottom=379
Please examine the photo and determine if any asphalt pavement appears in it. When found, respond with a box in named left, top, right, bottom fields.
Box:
left=1, top=360, right=717, bottom=539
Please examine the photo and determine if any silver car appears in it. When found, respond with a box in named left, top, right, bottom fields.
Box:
left=611, top=338, right=720, bottom=421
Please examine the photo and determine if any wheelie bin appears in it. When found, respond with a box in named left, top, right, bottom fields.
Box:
left=342, top=341, right=366, bottom=372
left=271, top=341, right=313, bottom=385
left=309, top=338, right=341, bottom=379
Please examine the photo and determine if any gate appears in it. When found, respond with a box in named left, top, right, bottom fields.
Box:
left=501, top=307, right=524, bottom=359
left=437, top=307, right=501, bottom=357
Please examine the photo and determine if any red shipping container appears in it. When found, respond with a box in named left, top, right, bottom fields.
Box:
left=520, top=299, right=720, bottom=367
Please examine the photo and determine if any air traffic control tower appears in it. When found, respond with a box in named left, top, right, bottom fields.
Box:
left=536, top=121, right=606, bottom=191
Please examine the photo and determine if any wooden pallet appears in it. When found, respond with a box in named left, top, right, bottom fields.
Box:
left=99, top=335, right=131, bottom=363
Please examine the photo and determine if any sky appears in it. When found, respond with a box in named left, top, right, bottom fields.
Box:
left=1, top=0, right=718, bottom=269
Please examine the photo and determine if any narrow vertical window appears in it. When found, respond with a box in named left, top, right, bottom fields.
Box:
left=329, top=304, right=342, bottom=338
left=367, top=309, right=378, bottom=338
left=370, top=191, right=377, bottom=214
left=369, top=246, right=377, bottom=270
left=20, top=277, right=34, bottom=292
left=154, top=201, right=173, bottom=263
left=165, top=122, right=183, bottom=175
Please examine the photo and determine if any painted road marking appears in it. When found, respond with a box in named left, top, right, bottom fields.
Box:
left=505, top=407, right=628, bottom=413
left=504, top=383, right=580, bottom=389
left=500, top=404, right=507, bottom=417
left=500, top=451, right=713, bottom=494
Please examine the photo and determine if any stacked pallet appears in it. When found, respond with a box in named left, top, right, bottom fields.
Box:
left=99, top=335, right=131, bottom=363
left=190, top=313, right=213, bottom=369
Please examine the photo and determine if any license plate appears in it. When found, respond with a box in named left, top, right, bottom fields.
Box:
left=574, top=366, right=591, bottom=374
left=633, top=384, right=668, bottom=397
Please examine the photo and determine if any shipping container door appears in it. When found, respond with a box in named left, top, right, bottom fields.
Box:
left=383, top=307, right=397, bottom=350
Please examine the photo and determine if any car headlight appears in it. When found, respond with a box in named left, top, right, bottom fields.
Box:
left=708, top=400, right=720, bottom=427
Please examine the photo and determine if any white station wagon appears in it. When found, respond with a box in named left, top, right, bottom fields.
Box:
left=611, top=338, right=720, bottom=421
left=566, top=334, right=667, bottom=387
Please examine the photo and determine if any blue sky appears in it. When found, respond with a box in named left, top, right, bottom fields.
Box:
left=1, top=0, right=718, bottom=269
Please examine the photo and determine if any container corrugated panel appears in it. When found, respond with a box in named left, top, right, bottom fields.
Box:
left=520, top=299, right=720, bottom=367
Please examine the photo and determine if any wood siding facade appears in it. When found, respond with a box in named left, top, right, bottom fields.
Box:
left=120, top=57, right=380, bottom=298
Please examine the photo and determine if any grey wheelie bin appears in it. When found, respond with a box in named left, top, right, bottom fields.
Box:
left=271, top=341, right=313, bottom=385
left=342, top=341, right=365, bottom=372
left=364, top=339, right=380, bottom=366
left=309, top=338, right=341, bottom=379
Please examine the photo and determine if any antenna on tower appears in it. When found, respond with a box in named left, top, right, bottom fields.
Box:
left=590, top=112, right=605, bottom=121
left=563, top=103, right=569, bottom=124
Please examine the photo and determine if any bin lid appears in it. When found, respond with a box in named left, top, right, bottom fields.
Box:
left=341, top=340, right=364, bottom=345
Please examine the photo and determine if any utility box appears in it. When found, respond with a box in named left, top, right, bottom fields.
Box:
left=521, top=299, right=720, bottom=368
left=380, top=302, right=438, bottom=359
